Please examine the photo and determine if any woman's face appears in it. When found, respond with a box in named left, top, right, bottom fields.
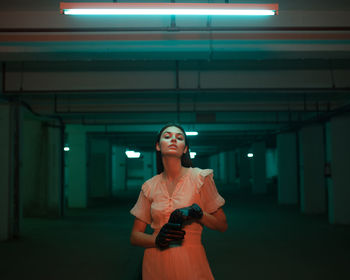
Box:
left=156, top=126, right=188, bottom=158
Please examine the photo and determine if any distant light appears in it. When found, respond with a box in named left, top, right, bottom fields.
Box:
left=64, top=147, right=70, bottom=152
left=247, top=153, right=254, bottom=158
left=125, top=150, right=141, bottom=158
left=190, top=152, right=197, bottom=159
left=186, top=131, right=198, bottom=136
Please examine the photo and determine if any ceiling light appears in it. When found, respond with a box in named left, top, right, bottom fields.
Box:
left=186, top=131, right=198, bottom=136
left=125, top=150, right=141, bottom=159
left=60, top=3, right=278, bottom=16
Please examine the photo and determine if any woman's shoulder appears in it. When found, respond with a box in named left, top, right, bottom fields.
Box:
left=144, top=173, right=162, bottom=185
left=189, top=167, right=214, bottom=178
left=141, top=173, right=162, bottom=195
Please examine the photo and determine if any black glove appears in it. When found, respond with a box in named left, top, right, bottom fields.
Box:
left=155, top=222, right=186, bottom=249
left=168, top=203, right=203, bottom=227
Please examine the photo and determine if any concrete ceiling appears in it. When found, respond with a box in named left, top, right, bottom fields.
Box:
left=1, top=0, right=350, bottom=155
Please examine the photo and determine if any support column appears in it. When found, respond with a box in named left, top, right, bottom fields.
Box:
left=325, top=122, right=333, bottom=223
left=66, top=125, right=87, bottom=208
left=277, top=132, right=298, bottom=204
left=227, top=150, right=237, bottom=186
left=47, top=123, right=63, bottom=216
left=266, top=148, right=278, bottom=181
left=299, top=124, right=326, bottom=214
left=252, top=142, right=267, bottom=194
left=329, top=114, right=350, bottom=224
left=0, top=104, right=13, bottom=240
left=239, top=147, right=250, bottom=190
left=219, top=152, right=228, bottom=185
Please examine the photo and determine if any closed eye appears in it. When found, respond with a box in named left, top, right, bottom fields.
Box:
left=163, top=132, right=184, bottom=140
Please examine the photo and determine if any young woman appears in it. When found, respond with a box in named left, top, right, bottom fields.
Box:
left=130, top=123, right=228, bottom=279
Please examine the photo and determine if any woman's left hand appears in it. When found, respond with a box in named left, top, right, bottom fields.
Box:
left=168, top=203, right=203, bottom=226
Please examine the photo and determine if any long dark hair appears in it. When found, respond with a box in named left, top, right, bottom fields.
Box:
left=156, top=123, right=193, bottom=174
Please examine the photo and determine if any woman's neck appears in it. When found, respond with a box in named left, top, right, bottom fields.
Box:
left=162, top=156, right=185, bottom=182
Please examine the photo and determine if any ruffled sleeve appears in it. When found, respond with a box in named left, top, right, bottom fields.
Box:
left=130, top=182, right=152, bottom=225
left=198, top=169, right=225, bottom=214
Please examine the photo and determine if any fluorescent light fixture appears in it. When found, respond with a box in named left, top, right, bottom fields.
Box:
left=247, top=153, right=254, bottom=158
left=125, top=150, right=141, bottom=159
left=185, top=131, right=198, bottom=136
left=60, top=3, right=278, bottom=16
left=64, top=147, right=70, bottom=152
left=190, top=152, right=197, bottom=159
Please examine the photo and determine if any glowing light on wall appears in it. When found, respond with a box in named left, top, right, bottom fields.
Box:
left=60, top=3, right=279, bottom=16
left=185, top=131, right=198, bottom=136
left=64, top=147, right=70, bottom=152
left=125, top=150, right=141, bottom=158
left=190, top=152, right=197, bottom=159
left=247, top=153, right=254, bottom=158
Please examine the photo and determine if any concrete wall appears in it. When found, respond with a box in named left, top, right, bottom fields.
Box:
left=111, top=145, right=126, bottom=195
left=88, top=137, right=111, bottom=198
left=209, top=154, right=220, bottom=182
left=21, top=115, right=62, bottom=217
left=66, top=125, right=87, bottom=208
left=143, top=151, right=154, bottom=181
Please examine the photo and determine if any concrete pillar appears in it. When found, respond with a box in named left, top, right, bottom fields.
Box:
left=239, top=147, right=250, bottom=190
left=0, top=104, right=14, bottom=240
left=47, top=124, right=63, bottom=216
left=143, top=152, right=154, bottom=181
left=227, top=150, right=237, bottom=186
left=329, top=114, right=350, bottom=224
left=22, top=118, right=44, bottom=216
left=252, top=142, right=267, bottom=194
left=299, top=124, right=326, bottom=214
left=219, top=152, right=228, bottom=184
left=325, top=122, right=333, bottom=223
left=277, top=132, right=298, bottom=204
left=66, top=125, right=87, bottom=208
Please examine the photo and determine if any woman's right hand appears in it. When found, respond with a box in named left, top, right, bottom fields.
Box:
left=155, top=222, right=185, bottom=249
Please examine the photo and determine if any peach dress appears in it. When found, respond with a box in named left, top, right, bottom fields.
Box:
left=130, top=167, right=225, bottom=280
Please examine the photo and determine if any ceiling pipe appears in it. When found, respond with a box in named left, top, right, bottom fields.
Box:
left=4, top=87, right=350, bottom=95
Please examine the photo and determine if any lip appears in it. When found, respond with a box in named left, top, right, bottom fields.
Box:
left=168, top=145, right=177, bottom=149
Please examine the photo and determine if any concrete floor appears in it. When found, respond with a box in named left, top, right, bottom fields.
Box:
left=1, top=189, right=349, bottom=280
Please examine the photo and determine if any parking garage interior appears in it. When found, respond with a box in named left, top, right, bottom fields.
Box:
left=1, top=0, right=350, bottom=279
